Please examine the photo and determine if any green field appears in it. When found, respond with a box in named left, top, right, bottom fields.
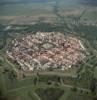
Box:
left=1, top=0, right=97, bottom=100
left=0, top=3, right=53, bottom=16
left=0, top=0, right=97, bottom=25
left=1, top=20, right=97, bottom=100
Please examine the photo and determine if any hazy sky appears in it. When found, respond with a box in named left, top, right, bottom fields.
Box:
left=0, top=0, right=97, bottom=6
left=0, top=0, right=49, bottom=3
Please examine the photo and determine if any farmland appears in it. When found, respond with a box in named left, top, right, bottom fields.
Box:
left=0, top=0, right=97, bottom=100
left=0, top=21, right=97, bottom=100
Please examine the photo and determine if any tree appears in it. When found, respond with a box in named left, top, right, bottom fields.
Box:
left=90, top=78, right=96, bottom=94
left=8, top=70, right=17, bottom=82
left=33, top=76, right=38, bottom=86
left=0, top=90, right=8, bottom=100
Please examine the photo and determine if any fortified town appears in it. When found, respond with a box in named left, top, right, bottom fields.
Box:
left=7, top=32, right=86, bottom=71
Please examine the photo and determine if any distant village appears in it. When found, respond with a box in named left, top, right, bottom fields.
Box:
left=6, top=32, right=86, bottom=71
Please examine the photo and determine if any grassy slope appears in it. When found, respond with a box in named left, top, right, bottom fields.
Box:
left=0, top=3, right=53, bottom=16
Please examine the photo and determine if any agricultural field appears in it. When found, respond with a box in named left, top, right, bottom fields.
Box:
left=0, top=21, right=97, bottom=100
left=0, top=0, right=97, bottom=25
left=1, top=0, right=97, bottom=100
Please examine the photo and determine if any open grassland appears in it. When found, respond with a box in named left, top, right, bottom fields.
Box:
left=0, top=1, right=97, bottom=25
left=5, top=84, right=93, bottom=100
left=0, top=3, right=53, bottom=16
left=0, top=3, right=56, bottom=24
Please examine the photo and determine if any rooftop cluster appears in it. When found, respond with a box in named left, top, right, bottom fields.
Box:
left=7, top=32, right=86, bottom=71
